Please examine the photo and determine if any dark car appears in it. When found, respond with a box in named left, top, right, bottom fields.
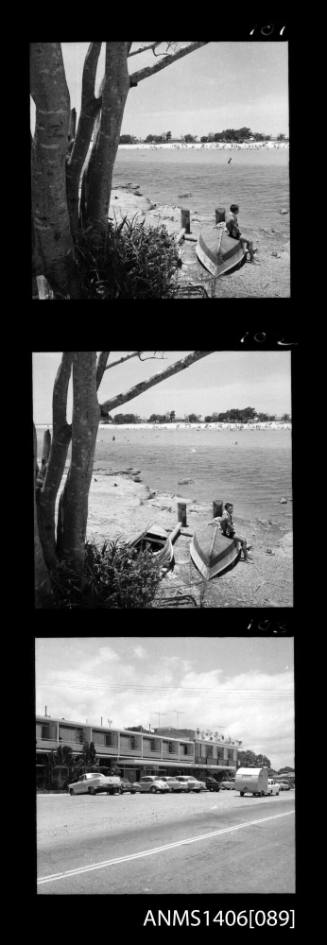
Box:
left=119, top=778, right=134, bottom=793
left=205, top=776, right=221, bottom=792
left=220, top=779, right=236, bottom=790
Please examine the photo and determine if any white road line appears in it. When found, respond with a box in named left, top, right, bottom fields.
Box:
left=38, top=809, right=294, bottom=886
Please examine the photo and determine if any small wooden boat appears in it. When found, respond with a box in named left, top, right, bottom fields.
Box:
left=196, top=223, right=246, bottom=277
left=130, top=522, right=181, bottom=570
left=190, top=521, right=240, bottom=580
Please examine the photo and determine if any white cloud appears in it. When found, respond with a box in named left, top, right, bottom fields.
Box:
left=36, top=650, right=294, bottom=769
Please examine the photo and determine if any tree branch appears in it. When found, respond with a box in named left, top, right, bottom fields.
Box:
left=96, top=351, right=110, bottom=389
left=100, top=351, right=213, bottom=414
left=128, top=42, right=162, bottom=58
left=129, top=41, right=208, bottom=84
left=103, top=351, right=164, bottom=373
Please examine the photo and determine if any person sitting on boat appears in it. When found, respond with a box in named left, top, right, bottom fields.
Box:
left=220, top=503, right=249, bottom=560
left=225, top=204, right=256, bottom=262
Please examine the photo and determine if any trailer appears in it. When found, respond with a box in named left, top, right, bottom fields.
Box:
left=235, top=766, right=270, bottom=797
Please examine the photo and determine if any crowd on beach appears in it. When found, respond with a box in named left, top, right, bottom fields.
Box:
left=99, top=422, right=291, bottom=431
left=118, top=142, right=289, bottom=152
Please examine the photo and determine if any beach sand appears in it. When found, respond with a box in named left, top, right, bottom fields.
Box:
left=86, top=470, right=293, bottom=609
left=109, top=185, right=290, bottom=298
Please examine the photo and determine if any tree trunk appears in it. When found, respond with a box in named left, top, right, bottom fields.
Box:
left=37, top=353, right=73, bottom=570
left=66, top=43, right=102, bottom=240
left=30, top=43, right=82, bottom=298
left=84, top=42, right=130, bottom=231
left=58, top=353, right=100, bottom=574
left=33, top=425, right=53, bottom=607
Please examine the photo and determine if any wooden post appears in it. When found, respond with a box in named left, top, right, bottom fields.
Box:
left=177, top=501, right=187, bottom=527
left=181, top=208, right=191, bottom=234
left=215, top=207, right=225, bottom=224
left=213, top=499, right=224, bottom=518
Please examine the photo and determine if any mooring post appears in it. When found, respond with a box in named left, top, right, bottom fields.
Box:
left=181, top=208, right=191, bottom=234
left=212, top=498, right=224, bottom=518
left=177, top=501, right=187, bottom=527
left=215, top=207, right=225, bottom=224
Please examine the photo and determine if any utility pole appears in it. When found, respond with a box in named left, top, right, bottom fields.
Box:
left=107, top=719, right=112, bottom=728
left=153, top=712, right=167, bottom=729
left=174, top=711, right=184, bottom=728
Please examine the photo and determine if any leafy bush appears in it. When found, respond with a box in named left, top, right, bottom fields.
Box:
left=75, top=218, right=181, bottom=299
left=50, top=539, right=162, bottom=609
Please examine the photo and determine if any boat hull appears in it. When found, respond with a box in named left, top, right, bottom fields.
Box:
left=190, top=523, right=240, bottom=580
left=196, top=227, right=245, bottom=277
left=130, top=524, right=174, bottom=570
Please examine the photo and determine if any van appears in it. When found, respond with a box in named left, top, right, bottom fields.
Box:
left=235, top=766, right=270, bottom=797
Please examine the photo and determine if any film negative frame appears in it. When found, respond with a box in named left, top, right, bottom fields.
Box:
left=26, top=16, right=304, bottom=928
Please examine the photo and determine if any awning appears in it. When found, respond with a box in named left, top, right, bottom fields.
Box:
left=116, top=758, right=234, bottom=772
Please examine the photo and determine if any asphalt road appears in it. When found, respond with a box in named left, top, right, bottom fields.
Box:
left=37, top=790, right=295, bottom=895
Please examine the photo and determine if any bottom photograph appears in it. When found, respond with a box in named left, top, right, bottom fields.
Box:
left=36, top=636, right=295, bottom=895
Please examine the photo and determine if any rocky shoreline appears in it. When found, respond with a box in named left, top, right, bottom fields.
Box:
left=109, top=185, right=290, bottom=298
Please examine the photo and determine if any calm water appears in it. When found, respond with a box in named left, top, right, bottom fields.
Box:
left=113, top=148, right=290, bottom=248
left=94, top=427, right=292, bottom=529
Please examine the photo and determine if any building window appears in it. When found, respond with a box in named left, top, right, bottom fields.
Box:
left=168, top=742, right=174, bottom=753
left=105, top=734, right=113, bottom=746
left=41, top=725, right=51, bottom=739
left=150, top=740, right=156, bottom=751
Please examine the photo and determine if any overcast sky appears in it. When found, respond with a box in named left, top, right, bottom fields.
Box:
left=30, top=42, right=289, bottom=139
left=35, top=637, right=294, bottom=770
left=32, top=351, right=291, bottom=423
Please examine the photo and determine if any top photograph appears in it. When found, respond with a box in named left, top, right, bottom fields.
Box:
left=30, top=41, right=289, bottom=300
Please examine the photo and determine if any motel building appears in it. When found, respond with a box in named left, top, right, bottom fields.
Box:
left=36, top=717, right=241, bottom=789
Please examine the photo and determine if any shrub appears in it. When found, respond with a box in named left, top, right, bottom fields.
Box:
left=75, top=218, right=181, bottom=299
left=50, top=539, right=162, bottom=609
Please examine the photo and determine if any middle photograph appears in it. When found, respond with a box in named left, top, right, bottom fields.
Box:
left=33, top=350, right=293, bottom=609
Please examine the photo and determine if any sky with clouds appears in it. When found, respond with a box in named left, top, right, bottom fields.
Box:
left=32, top=351, right=291, bottom=423
left=35, top=637, right=294, bottom=770
left=30, top=42, right=288, bottom=139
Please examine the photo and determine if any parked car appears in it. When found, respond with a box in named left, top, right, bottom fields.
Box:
left=160, top=776, right=185, bottom=792
left=205, top=776, right=221, bottom=792
left=131, top=776, right=171, bottom=794
left=220, top=779, right=236, bottom=790
left=277, top=781, right=291, bottom=791
left=119, top=778, right=134, bottom=793
left=174, top=776, right=205, bottom=792
left=68, top=772, right=122, bottom=796
left=267, top=779, right=280, bottom=796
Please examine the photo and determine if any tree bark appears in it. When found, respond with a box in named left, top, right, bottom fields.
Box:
left=66, top=42, right=102, bottom=240
left=30, top=43, right=82, bottom=297
left=34, top=425, right=53, bottom=607
left=100, top=351, right=213, bottom=414
left=37, top=353, right=73, bottom=570
left=84, top=42, right=130, bottom=231
left=58, top=353, right=100, bottom=573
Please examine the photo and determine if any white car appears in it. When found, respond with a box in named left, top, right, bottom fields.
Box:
left=160, top=776, right=185, bottom=792
left=267, top=779, right=280, bottom=796
left=68, top=772, right=122, bottom=796
left=174, top=776, right=205, bottom=792
left=133, top=776, right=171, bottom=794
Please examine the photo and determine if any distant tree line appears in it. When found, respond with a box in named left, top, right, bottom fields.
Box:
left=204, top=407, right=290, bottom=423
left=101, top=408, right=291, bottom=425
left=119, top=128, right=288, bottom=144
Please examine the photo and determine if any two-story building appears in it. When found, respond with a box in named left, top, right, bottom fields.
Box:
left=36, top=716, right=241, bottom=788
